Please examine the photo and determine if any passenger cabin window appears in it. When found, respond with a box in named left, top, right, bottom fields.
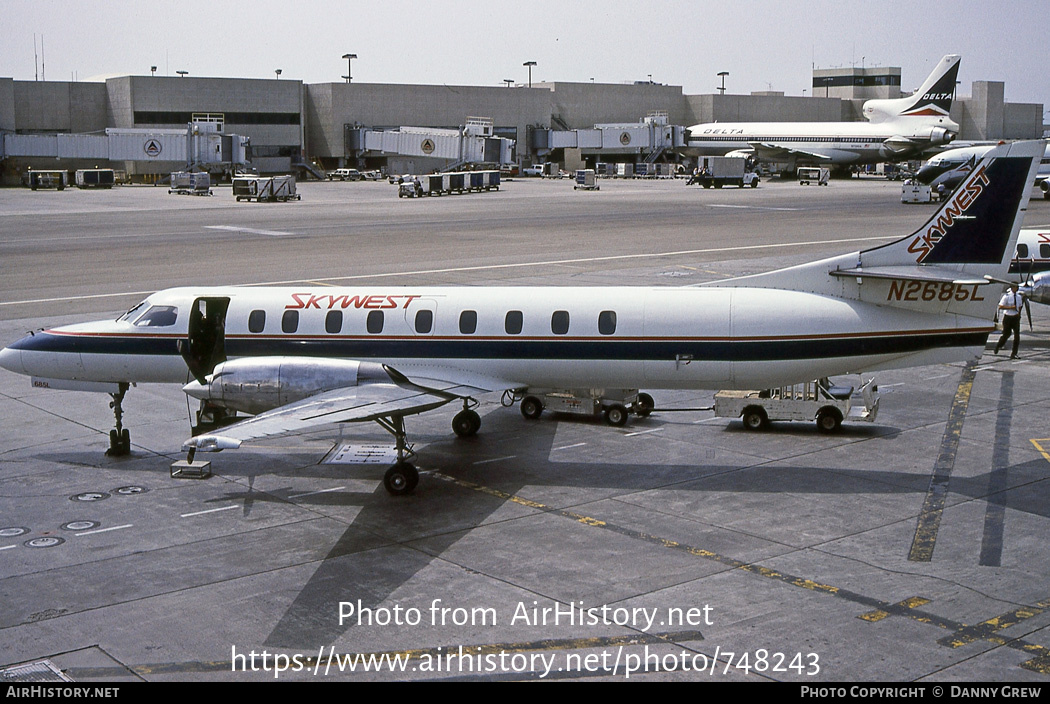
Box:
left=367, top=310, right=384, bottom=334
left=1041, top=244, right=1050, bottom=258
left=1017, top=244, right=1029, bottom=258
left=505, top=310, right=523, bottom=335
left=459, top=310, right=477, bottom=335
left=598, top=310, right=617, bottom=335
left=282, top=310, right=299, bottom=334
left=133, top=305, right=178, bottom=327
left=415, top=309, right=433, bottom=334
left=551, top=310, right=570, bottom=335
left=248, top=309, right=266, bottom=333
left=325, top=310, right=342, bottom=334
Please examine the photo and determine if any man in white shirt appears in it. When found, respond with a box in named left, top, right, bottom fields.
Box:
left=994, top=283, right=1024, bottom=359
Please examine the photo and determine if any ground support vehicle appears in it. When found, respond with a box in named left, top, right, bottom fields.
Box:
left=398, top=170, right=500, bottom=197
left=691, top=156, right=758, bottom=188
left=901, top=180, right=934, bottom=203
left=713, top=378, right=878, bottom=433
left=798, top=167, right=830, bottom=186
left=233, top=175, right=300, bottom=202
left=169, top=171, right=212, bottom=196
left=327, top=168, right=362, bottom=181
left=515, top=389, right=655, bottom=427
left=573, top=169, right=599, bottom=190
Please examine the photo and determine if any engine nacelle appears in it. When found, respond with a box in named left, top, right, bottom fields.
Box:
left=183, top=357, right=389, bottom=415
left=925, top=126, right=956, bottom=146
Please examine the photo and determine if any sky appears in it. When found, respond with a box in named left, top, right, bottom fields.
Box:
left=1, top=1, right=1047, bottom=109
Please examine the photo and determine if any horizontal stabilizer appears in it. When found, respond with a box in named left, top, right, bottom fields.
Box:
left=830, top=266, right=987, bottom=285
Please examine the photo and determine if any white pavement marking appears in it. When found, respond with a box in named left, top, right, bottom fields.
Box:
left=181, top=505, right=239, bottom=518
left=75, top=524, right=133, bottom=536
left=204, top=225, right=294, bottom=237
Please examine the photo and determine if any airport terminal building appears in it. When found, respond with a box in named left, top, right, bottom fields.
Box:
left=0, top=64, right=1043, bottom=184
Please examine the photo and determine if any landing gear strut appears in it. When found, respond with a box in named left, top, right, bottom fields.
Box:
left=106, top=383, right=131, bottom=456
left=375, top=415, right=418, bottom=496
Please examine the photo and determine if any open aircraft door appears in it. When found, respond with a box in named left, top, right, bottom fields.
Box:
left=179, top=297, right=230, bottom=384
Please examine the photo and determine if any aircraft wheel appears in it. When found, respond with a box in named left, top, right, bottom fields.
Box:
left=453, top=410, right=481, bottom=437
left=742, top=407, right=768, bottom=431
left=634, top=393, right=655, bottom=417
left=816, top=408, right=842, bottom=433
left=604, top=403, right=629, bottom=427
left=384, top=462, right=418, bottom=495
left=520, top=396, right=543, bottom=420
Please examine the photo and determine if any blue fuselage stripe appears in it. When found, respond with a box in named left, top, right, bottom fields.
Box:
left=13, top=330, right=991, bottom=363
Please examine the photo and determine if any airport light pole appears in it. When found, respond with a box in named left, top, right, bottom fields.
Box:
left=523, top=61, right=536, bottom=88
left=717, top=71, right=728, bottom=95
left=342, top=53, right=357, bottom=83
left=503, top=79, right=513, bottom=88
left=176, top=70, right=188, bottom=78
left=150, top=66, right=156, bottom=77
left=275, top=69, right=282, bottom=80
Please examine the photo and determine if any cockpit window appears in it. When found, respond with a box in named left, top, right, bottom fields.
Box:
left=133, top=305, right=178, bottom=327
left=118, top=301, right=149, bottom=323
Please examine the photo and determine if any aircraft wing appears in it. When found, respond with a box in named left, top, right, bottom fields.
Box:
left=184, top=365, right=521, bottom=451
left=748, top=142, right=834, bottom=163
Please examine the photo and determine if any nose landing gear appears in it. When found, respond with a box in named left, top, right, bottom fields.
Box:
left=105, top=383, right=132, bottom=456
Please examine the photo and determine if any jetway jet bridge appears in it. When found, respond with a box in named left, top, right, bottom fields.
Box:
left=345, top=117, right=514, bottom=171
left=531, top=112, right=687, bottom=163
left=1, top=117, right=250, bottom=180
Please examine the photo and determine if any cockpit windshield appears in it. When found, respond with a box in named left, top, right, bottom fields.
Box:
left=117, top=301, right=149, bottom=323
left=132, top=305, right=179, bottom=327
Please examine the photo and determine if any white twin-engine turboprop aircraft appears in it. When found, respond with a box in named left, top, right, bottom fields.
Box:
left=0, top=141, right=1043, bottom=495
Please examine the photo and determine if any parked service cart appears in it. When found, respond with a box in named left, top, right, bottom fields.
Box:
left=798, top=167, right=830, bottom=186
left=26, top=170, right=68, bottom=190
left=573, top=169, right=599, bottom=190
left=169, top=171, right=212, bottom=196
left=233, top=175, right=300, bottom=202
left=714, top=377, right=878, bottom=433
left=75, top=169, right=116, bottom=189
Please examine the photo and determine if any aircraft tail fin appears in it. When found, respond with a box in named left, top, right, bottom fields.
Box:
left=706, top=141, right=1043, bottom=320
left=863, top=54, right=960, bottom=123
left=859, top=140, right=1040, bottom=274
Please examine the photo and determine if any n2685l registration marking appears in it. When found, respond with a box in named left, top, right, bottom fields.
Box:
left=887, top=281, right=985, bottom=302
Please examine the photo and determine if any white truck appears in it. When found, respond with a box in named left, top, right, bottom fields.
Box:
left=691, top=156, right=759, bottom=188
left=327, top=168, right=362, bottom=181
left=714, top=378, right=879, bottom=433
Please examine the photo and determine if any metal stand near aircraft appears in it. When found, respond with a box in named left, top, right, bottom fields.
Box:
left=0, top=141, right=1043, bottom=495
left=684, top=55, right=962, bottom=169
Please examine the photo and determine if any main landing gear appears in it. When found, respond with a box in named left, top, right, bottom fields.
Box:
left=106, top=383, right=131, bottom=456
left=379, top=398, right=481, bottom=496
left=375, top=414, right=419, bottom=496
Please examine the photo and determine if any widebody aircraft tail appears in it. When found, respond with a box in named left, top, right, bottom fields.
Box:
left=708, top=140, right=1044, bottom=322
left=863, top=54, right=961, bottom=123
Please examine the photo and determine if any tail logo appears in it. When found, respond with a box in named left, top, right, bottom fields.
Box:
left=907, top=164, right=990, bottom=263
